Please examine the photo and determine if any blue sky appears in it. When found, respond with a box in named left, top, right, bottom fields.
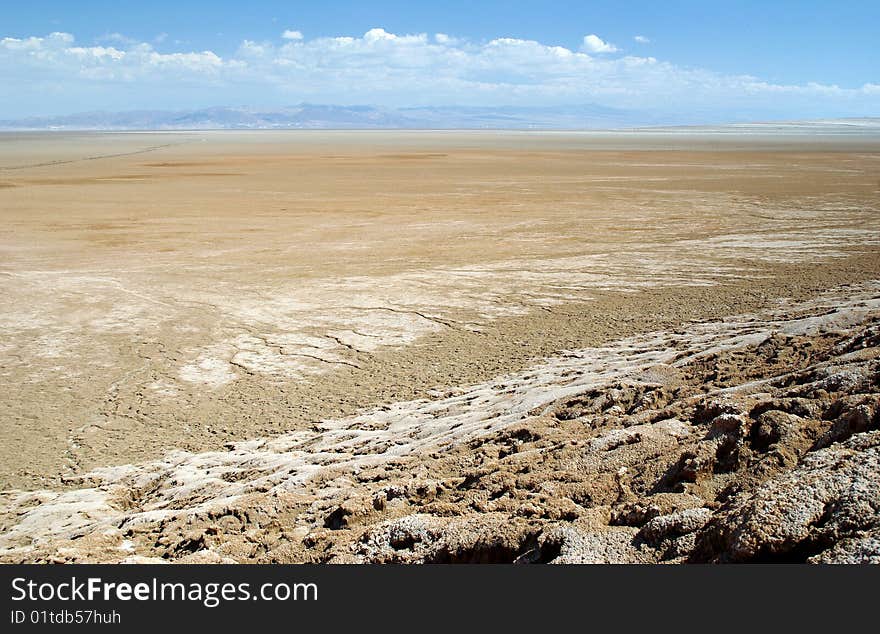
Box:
left=1, top=1, right=878, bottom=121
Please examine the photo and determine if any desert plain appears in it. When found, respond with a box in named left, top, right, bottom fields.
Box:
left=1, top=129, right=879, bottom=563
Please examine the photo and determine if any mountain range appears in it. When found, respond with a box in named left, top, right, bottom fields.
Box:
left=0, top=103, right=671, bottom=131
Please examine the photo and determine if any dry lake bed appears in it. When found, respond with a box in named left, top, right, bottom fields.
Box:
left=1, top=129, right=879, bottom=563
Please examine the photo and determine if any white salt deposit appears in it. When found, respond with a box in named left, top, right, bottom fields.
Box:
left=2, top=281, right=877, bottom=555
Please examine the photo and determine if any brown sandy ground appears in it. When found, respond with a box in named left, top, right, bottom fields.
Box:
left=1, top=281, right=878, bottom=563
left=1, top=132, right=880, bottom=562
left=2, top=132, right=880, bottom=490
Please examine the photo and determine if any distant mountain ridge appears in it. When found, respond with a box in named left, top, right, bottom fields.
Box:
left=0, top=103, right=666, bottom=131
left=2, top=105, right=878, bottom=132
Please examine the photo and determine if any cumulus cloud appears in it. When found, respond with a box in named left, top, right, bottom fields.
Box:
left=634, top=35, right=650, bottom=44
left=0, top=28, right=877, bottom=119
left=582, top=34, right=618, bottom=54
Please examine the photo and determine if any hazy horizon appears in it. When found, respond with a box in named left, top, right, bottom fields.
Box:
left=2, top=104, right=879, bottom=132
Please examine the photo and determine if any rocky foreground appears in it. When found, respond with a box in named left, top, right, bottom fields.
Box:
left=1, top=282, right=879, bottom=563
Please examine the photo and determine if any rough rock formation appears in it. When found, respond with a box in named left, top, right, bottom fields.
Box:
left=1, top=285, right=879, bottom=563
left=692, top=432, right=880, bottom=563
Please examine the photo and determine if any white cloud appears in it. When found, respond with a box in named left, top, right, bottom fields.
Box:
left=0, top=28, right=877, bottom=119
left=634, top=35, right=650, bottom=44
left=0, top=31, right=73, bottom=51
left=97, top=32, right=137, bottom=46
left=582, top=34, right=618, bottom=54
left=68, top=45, right=125, bottom=61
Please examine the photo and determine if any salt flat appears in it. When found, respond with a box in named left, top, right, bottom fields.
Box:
left=1, top=130, right=879, bottom=490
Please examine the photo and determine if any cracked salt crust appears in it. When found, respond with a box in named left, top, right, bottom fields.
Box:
left=2, top=281, right=877, bottom=553
left=175, top=227, right=879, bottom=387
left=178, top=355, right=237, bottom=388
left=5, top=217, right=878, bottom=390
